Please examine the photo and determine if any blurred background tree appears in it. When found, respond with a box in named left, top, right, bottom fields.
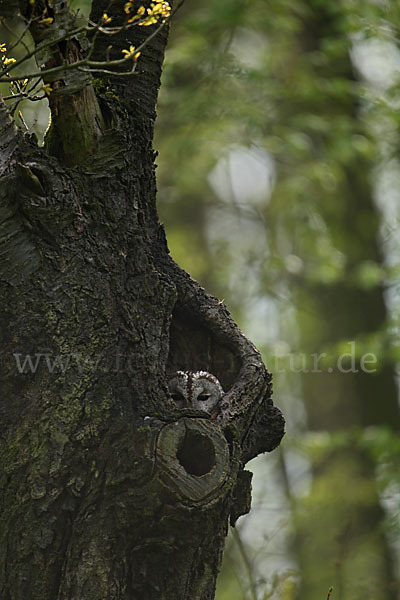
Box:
left=5, top=0, right=400, bottom=598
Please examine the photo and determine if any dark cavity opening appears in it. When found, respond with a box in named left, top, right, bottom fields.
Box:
left=167, top=308, right=241, bottom=392
left=177, top=431, right=216, bottom=476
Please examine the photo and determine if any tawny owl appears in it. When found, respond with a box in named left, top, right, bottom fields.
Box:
left=168, top=370, right=224, bottom=414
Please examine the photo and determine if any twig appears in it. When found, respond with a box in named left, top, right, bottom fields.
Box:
left=231, top=527, right=258, bottom=600
left=18, top=110, right=29, bottom=130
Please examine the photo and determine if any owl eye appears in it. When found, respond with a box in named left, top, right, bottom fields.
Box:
left=171, top=393, right=185, bottom=403
left=197, top=393, right=211, bottom=402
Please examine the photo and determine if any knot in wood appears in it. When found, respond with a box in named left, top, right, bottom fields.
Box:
left=156, top=418, right=230, bottom=503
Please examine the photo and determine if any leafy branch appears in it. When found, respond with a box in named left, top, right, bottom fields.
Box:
left=0, top=0, right=179, bottom=110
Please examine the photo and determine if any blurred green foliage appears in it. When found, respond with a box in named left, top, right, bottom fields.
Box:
left=155, top=1, right=400, bottom=598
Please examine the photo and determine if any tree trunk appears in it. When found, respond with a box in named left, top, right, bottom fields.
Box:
left=0, top=1, right=284, bottom=599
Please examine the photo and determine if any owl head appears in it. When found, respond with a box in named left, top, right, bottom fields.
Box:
left=168, top=370, right=224, bottom=414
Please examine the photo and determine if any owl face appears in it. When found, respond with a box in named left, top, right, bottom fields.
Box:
left=168, top=370, right=224, bottom=414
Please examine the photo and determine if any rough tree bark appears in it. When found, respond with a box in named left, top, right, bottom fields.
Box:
left=0, top=1, right=284, bottom=599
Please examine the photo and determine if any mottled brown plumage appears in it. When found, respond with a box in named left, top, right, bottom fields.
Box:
left=168, top=370, right=224, bottom=413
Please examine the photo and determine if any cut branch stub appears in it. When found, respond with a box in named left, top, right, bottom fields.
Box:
left=156, top=417, right=230, bottom=503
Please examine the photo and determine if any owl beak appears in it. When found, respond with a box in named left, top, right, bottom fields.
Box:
left=210, top=405, right=220, bottom=420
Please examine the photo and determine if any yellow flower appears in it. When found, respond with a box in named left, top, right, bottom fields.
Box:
left=137, top=1, right=170, bottom=24
left=122, top=44, right=136, bottom=56
left=42, top=84, right=53, bottom=95
left=122, top=45, right=141, bottom=61
left=138, top=15, right=157, bottom=26
left=3, top=57, right=16, bottom=66
left=39, top=17, right=54, bottom=25
left=101, top=13, right=112, bottom=24
left=0, top=44, right=7, bottom=53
